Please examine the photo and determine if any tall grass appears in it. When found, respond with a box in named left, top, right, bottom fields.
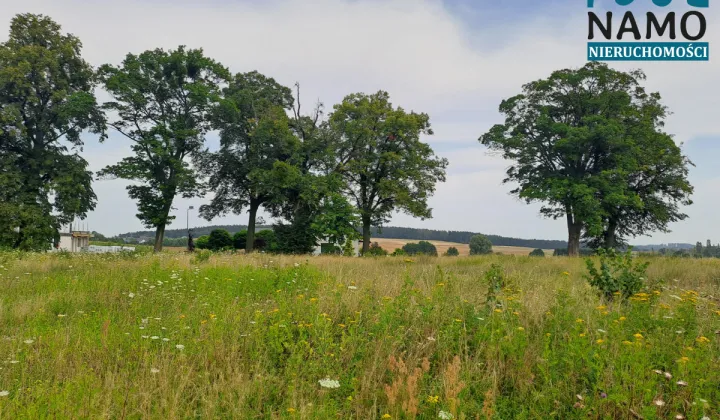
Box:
left=0, top=252, right=717, bottom=418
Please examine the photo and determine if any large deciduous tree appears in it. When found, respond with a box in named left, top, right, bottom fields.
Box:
left=329, top=91, right=447, bottom=254
left=480, top=62, right=692, bottom=256
left=199, top=71, right=298, bottom=252
left=0, top=14, right=105, bottom=250
left=97, top=46, right=228, bottom=252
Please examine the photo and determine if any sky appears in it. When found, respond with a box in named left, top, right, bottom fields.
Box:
left=1, top=0, right=719, bottom=244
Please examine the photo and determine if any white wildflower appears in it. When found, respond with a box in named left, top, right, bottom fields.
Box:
left=9, top=361, right=18, bottom=364
left=175, top=344, right=185, bottom=350
left=654, top=399, right=666, bottom=407
left=0, top=391, right=8, bottom=397
left=151, top=336, right=159, bottom=340
left=347, top=286, right=358, bottom=290
left=676, top=380, right=688, bottom=386
left=438, top=411, right=453, bottom=420
left=162, top=338, right=170, bottom=342
left=664, top=372, right=673, bottom=379
left=128, top=292, right=135, bottom=298
left=150, top=368, right=160, bottom=374
left=427, top=337, right=436, bottom=342
left=141, top=336, right=149, bottom=339
left=23, top=339, right=34, bottom=344
left=318, top=378, right=341, bottom=389
left=597, top=329, right=607, bottom=333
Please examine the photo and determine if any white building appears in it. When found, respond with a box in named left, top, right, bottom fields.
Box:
left=55, top=228, right=92, bottom=252
left=312, top=238, right=361, bottom=256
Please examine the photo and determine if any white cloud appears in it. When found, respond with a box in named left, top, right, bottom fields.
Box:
left=2, top=0, right=719, bottom=242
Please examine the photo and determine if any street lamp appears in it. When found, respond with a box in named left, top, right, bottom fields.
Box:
left=187, top=206, right=194, bottom=233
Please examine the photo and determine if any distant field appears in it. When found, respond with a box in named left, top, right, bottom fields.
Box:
left=372, top=238, right=552, bottom=256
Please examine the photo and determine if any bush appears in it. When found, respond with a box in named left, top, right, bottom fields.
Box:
left=207, top=229, right=233, bottom=251
left=254, top=229, right=277, bottom=252
left=469, top=234, right=492, bottom=255
left=529, top=248, right=545, bottom=257
left=583, top=248, right=649, bottom=300
left=343, top=239, right=356, bottom=257
left=391, top=248, right=406, bottom=256
left=271, top=224, right=315, bottom=254
left=195, top=235, right=210, bottom=250
left=192, top=249, right=212, bottom=264
left=321, top=242, right=342, bottom=255
left=233, top=230, right=247, bottom=250
left=445, top=247, right=460, bottom=256
left=402, top=241, right=438, bottom=256
left=365, top=242, right=388, bottom=256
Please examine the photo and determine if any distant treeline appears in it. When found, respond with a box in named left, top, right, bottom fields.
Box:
left=112, top=225, right=568, bottom=249
left=370, top=227, right=567, bottom=249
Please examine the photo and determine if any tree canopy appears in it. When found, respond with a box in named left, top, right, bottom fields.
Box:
left=0, top=14, right=106, bottom=250
left=480, top=62, right=692, bottom=256
left=198, top=71, right=297, bottom=252
left=329, top=91, right=448, bottom=253
left=469, top=234, right=493, bottom=255
left=97, top=46, right=229, bottom=252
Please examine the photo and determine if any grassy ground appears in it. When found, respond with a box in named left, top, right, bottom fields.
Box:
left=0, top=251, right=718, bottom=419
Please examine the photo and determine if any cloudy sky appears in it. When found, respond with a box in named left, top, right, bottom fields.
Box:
left=1, top=0, right=718, bottom=244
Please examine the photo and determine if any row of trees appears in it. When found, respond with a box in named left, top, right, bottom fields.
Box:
left=0, top=15, right=694, bottom=256
left=0, top=14, right=447, bottom=254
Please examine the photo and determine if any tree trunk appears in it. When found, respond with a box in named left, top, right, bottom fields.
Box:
left=246, top=201, right=259, bottom=253
left=361, top=215, right=371, bottom=255
left=603, top=218, right=618, bottom=250
left=567, top=213, right=582, bottom=257
left=153, top=223, right=166, bottom=253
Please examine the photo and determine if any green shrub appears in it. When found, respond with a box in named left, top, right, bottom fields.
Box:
left=583, top=248, right=648, bottom=300
left=445, top=247, right=460, bottom=256
left=469, top=234, right=492, bottom=255
left=342, top=239, right=356, bottom=257
left=233, top=230, right=248, bottom=250
left=254, top=229, right=278, bottom=252
left=195, top=235, right=210, bottom=250
left=365, top=242, right=388, bottom=256
left=529, top=248, right=545, bottom=257
left=391, top=248, right=406, bottom=256
left=192, top=249, right=212, bottom=264
left=402, top=241, right=438, bottom=256
left=207, top=229, right=233, bottom=251
left=321, top=242, right=342, bottom=255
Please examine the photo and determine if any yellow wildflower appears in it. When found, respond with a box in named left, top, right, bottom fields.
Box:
left=426, top=395, right=439, bottom=404
left=619, top=316, right=627, bottom=321
left=517, top=327, right=525, bottom=331
left=562, top=271, right=570, bottom=276
left=596, top=339, right=604, bottom=344
left=622, top=340, right=633, bottom=345
left=494, top=309, right=503, bottom=313
left=287, top=408, right=296, bottom=413
left=579, top=333, right=586, bottom=337
left=382, top=414, right=392, bottom=419
left=596, top=305, right=607, bottom=310
left=696, top=336, right=710, bottom=344
left=576, top=318, right=584, bottom=324
left=634, top=333, right=643, bottom=339
left=454, top=319, right=463, bottom=323
left=678, top=356, right=690, bottom=363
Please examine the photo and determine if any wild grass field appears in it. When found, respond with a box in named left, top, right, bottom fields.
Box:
left=0, top=251, right=718, bottom=419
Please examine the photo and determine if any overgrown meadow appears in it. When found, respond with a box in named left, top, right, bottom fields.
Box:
left=0, top=251, right=718, bottom=419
